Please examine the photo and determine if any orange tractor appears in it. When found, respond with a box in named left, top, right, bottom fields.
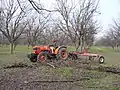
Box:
left=27, top=40, right=68, bottom=63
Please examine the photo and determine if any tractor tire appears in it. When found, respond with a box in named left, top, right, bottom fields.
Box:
left=28, top=53, right=37, bottom=62
left=73, top=54, right=78, bottom=60
left=71, top=54, right=78, bottom=60
left=57, top=48, right=68, bottom=60
left=37, top=52, right=48, bottom=64
left=99, top=56, right=105, bottom=64
left=30, top=58, right=37, bottom=62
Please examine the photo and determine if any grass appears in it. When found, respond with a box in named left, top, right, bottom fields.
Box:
left=0, top=45, right=32, bottom=68
left=90, top=46, right=120, bottom=66
left=89, top=46, right=115, bottom=53
left=0, top=45, right=120, bottom=89
left=0, top=45, right=120, bottom=67
left=57, top=67, right=73, bottom=77
left=67, top=46, right=76, bottom=52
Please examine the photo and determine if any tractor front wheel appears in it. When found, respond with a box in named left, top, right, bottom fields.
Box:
left=28, top=53, right=37, bottom=62
left=37, top=52, right=48, bottom=64
left=57, top=48, right=68, bottom=60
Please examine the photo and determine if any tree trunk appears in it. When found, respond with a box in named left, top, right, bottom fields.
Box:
left=111, top=46, right=114, bottom=50
left=83, top=40, right=86, bottom=50
left=76, top=40, right=80, bottom=51
left=80, top=37, right=84, bottom=52
left=14, top=43, right=17, bottom=50
left=28, top=44, right=30, bottom=49
left=10, top=42, right=14, bottom=54
left=117, top=45, right=119, bottom=52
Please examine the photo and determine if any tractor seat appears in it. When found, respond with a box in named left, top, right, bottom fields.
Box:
left=55, top=46, right=58, bottom=49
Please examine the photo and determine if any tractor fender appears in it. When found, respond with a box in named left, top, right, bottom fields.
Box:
left=54, top=46, right=67, bottom=54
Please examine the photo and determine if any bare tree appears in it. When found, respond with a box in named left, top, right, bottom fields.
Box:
left=95, top=32, right=117, bottom=50
left=55, top=0, right=99, bottom=51
left=17, top=0, right=56, bottom=13
left=0, top=0, right=27, bottom=54
left=105, top=20, right=120, bottom=51
left=0, top=0, right=100, bottom=52
left=96, top=19, right=120, bottom=51
left=25, top=15, right=49, bottom=47
left=41, top=25, right=68, bottom=45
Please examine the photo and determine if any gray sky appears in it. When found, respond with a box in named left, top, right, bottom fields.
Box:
left=40, top=0, right=120, bottom=31
left=98, top=0, right=120, bottom=29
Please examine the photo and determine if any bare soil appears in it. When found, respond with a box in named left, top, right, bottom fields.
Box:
left=0, top=59, right=120, bottom=90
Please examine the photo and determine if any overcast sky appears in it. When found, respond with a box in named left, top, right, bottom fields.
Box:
left=99, top=0, right=120, bottom=29
left=97, top=0, right=120, bottom=38
left=40, top=0, right=120, bottom=30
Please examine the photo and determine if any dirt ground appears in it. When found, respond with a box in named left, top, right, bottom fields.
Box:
left=0, top=63, right=80, bottom=90
left=0, top=59, right=120, bottom=90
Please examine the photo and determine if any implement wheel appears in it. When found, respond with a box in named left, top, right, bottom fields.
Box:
left=99, top=56, right=105, bottom=64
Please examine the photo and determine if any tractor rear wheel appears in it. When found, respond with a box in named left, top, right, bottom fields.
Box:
left=57, top=48, right=68, bottom=60
left=37, top=52, right=48, bottom=64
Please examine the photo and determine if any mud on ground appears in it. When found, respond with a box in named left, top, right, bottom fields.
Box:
left=0, top=59, right=120, bottom=90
